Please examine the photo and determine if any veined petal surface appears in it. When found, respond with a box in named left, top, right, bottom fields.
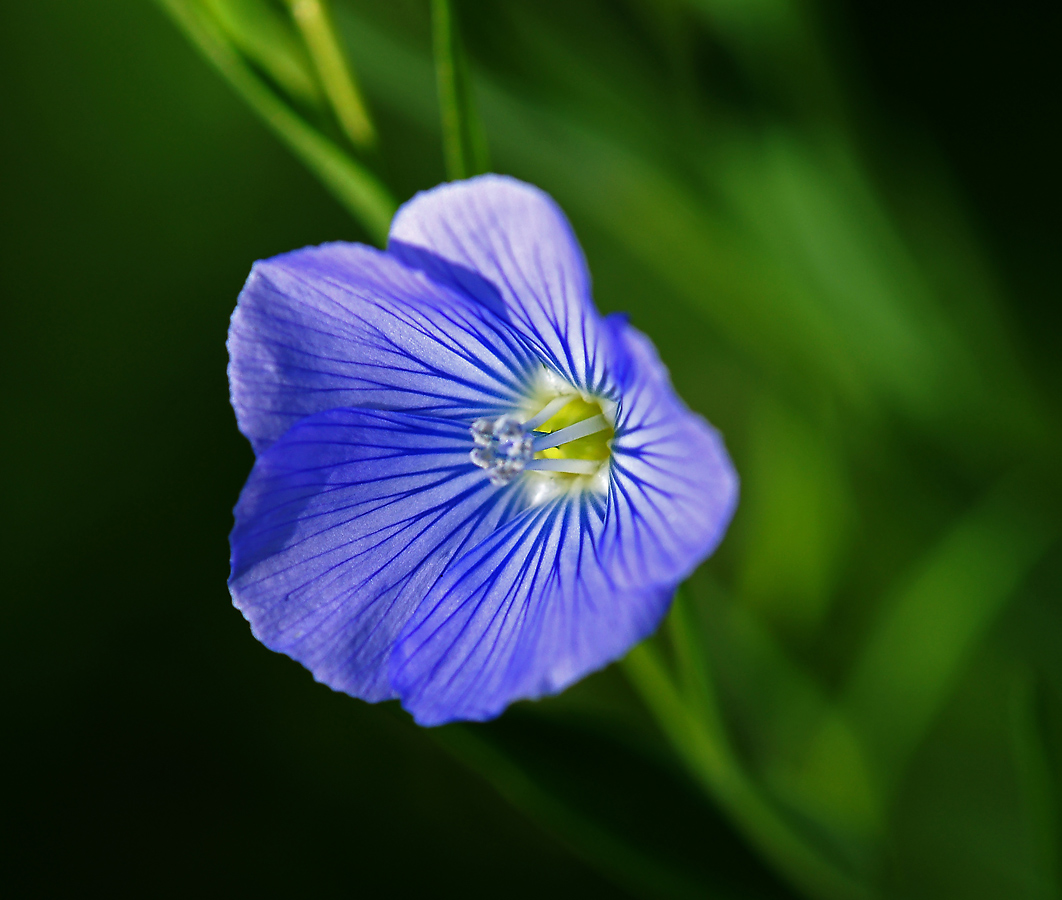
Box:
left=390, top=494, right=675, bottom=725
left=605, top=319, right=739, bottom=586
left=229, top=408, right=528, bottom=701
left=390, top=321, right=737, bottom=725
left=228, top=241, right=538, bottom=453
left=389, top=175, right=612, bottom=395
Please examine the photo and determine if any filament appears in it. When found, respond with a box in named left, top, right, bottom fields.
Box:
left=523, top=394, right=578, bottom=431
left=532, top=415, right=609, bottom=452
left=525, top=459, right=601, bottom=475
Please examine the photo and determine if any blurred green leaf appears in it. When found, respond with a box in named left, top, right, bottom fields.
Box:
left=202, top=0, right=321, bottom=104
left=843, top=476, right=1058, bottom=791
left=683, top=0, right=842, bottom=119
left=624, top=612, right=874, bottom=900
left=689, top=578, right=883, bottom=865
left=158, top=0, right=395, bottom=242
left=709, top=129, right=975, bottom=422
left=882, top=642, right=1058, bottom=898
left=1009, top=667, right=1061, bottom=900
left=737, top=395, right=853, bottom=635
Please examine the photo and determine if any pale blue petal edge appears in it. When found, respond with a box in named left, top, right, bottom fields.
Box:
left=228, top=240, right=539, bottom=454
left=605, top=318, right=739, bottom=588
left=388, top=175, right=612, bottom=396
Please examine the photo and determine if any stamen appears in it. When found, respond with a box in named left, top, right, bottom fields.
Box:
left=471, top=399, right=613, bottom=486
left=470, top=415, right=534, bottom=485
left=526, top=459, right=602, bottom=475
left=523, top=394, right=578, bottom=431
left=532, top=415, right=609, bottom=452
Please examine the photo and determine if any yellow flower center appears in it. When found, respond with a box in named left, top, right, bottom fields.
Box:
left=534, top=397, right=614, bottom=464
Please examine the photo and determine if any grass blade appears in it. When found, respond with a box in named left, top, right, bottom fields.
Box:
left=156, top=0, right=395, bottom=243
left=623, top=638, right=873, bottom=900
left=202, top=0, right=321, bottom=104
left=286, top=0, right=376, bottom=148
left=431, top=0, right=490, bottom=180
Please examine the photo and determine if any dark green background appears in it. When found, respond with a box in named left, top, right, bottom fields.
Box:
left=3, top=1, right=1055, bottom=896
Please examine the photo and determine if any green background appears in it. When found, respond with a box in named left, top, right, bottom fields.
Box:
left=3, top=1, right=1057, bottom=897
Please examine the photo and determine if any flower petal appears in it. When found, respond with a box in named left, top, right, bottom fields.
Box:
left=228, top=241, right=538, bottom=453
left=389, top=321, right=737, bottom=726
left=228, top=408, right=526, bottom=702
left=388, top=175, right=610, bottom=395
left=390, top=494, right=675, bottom=725
left=606, top=319, right=740, bottom=587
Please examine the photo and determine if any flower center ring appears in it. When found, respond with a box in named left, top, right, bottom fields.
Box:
left=470, top=394, right=613, bottom=485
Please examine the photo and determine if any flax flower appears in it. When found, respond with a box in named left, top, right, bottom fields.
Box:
left=227, top=176, right=737, bottom=725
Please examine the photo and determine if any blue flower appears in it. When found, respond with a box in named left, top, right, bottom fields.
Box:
left=227, top=175, right=738, bottom=725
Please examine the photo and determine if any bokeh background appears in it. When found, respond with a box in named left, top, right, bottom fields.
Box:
left=3, top=1, right=1058, bottom=898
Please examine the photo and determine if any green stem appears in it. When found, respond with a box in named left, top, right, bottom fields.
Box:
left=286, top=0, right=376, bottom=149
left=431, top=0, right=489, bottom=180
left=156, top=0, right=395, bottom=244
left=623, top=631, right=873, bottom=900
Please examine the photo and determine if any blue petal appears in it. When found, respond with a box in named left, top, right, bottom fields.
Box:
left=228, top=241, right=539, bottom=453
left=390, top=495, right=675, bottom=725
left=389, top=321, right=738, bottom=726
left=389, top=175, right=611, bottom=395
left=228, top=408, right=527, bottom=702
left=605, top=319, right=739, bottom=587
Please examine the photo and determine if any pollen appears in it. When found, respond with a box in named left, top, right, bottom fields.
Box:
left=470, top=415, right=535, bottom=485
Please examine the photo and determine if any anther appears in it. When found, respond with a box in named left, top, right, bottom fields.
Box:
left=470, top=415, right=534, bottom=485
